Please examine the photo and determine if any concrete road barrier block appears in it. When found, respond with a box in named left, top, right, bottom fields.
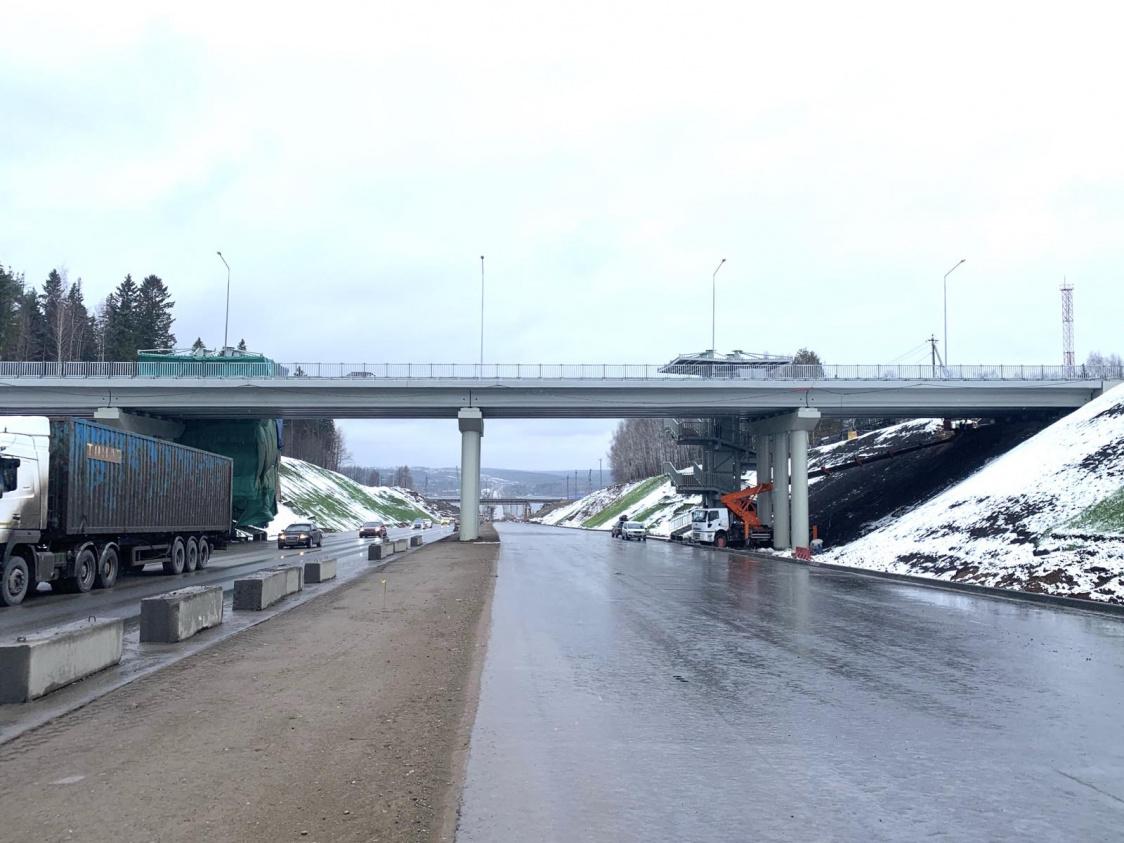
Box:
left=0, top=617, right=124, bottom=704
left=368, top=542, right=390, bottom=561
left=393, top=539, right=409, bottom=552
left=409, top=535, right=423, bottom=548
left=233, top=569, right=289, bottom=611
left=140, top=585, right=224, bottom=643
left=304, top=559, right=337, bottom=583
left=268, top=563, right=304, bottom=594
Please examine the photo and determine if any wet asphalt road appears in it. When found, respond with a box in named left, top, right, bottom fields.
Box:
left=458, top=524, right=1124, bottom=842
left=0, top=526, right=432, bottom=638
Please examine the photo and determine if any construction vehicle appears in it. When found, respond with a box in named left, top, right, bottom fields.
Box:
left=689, top=483, right=773, bottom=549
left=1, top=416, right=233, bottom=606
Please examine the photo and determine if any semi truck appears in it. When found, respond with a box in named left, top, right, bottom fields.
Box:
left=0, top=416, right=234, bottom=606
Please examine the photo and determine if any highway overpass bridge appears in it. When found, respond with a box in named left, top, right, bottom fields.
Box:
left=1, top=360, right=1119, bottom=549
left=0, top=361, right=1115, bottom=419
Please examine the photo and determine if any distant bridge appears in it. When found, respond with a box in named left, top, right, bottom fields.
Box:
left=433, top=496, right=567, bottom=507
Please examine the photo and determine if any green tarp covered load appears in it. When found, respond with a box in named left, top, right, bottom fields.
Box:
left=137, top=348, right=281, bottom=529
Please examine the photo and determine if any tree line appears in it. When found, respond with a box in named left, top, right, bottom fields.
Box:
left=0, top=262, right=176, bottom=362
left=338, top=465, right=417, bottom=490
left=282, top=419, right=349, bottom=473
left=609, top=418, right=700, bottom=483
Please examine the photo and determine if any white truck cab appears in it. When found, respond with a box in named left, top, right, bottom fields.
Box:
left=0, top=416, right=50, bottom=546
left=689, top=507, right=730, bottom=545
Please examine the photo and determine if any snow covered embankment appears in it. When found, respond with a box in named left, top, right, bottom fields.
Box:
left=267, top=456, right=441, bottom=535
left=825, top=384, right=1124, bottom=603
left=539, top=476, right=700, bottom=538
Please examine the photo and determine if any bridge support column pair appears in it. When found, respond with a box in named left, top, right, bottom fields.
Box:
left=751, top=409, right=820, bottom=553
left=458, top=408, right=484, bottom=541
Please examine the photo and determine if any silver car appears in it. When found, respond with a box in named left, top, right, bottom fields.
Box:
left=621, top=521, right=647, bottom=541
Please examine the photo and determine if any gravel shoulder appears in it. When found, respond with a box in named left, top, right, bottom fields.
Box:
left=0, top=531, right=498, bottom=843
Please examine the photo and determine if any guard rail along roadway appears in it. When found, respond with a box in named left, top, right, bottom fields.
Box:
left=1, top=361, right=1121, bottom=381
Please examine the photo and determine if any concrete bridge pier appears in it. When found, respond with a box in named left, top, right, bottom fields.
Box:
left=771, top=434, right=790, bottom=550
left=458, top=408, right=484, bottom=541
left=751, top=408, right=821, bottom=553
left=756, top=436, right=773, bottom=527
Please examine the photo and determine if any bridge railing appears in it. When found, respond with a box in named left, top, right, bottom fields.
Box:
left=0, top=361, right=1121, bottom=381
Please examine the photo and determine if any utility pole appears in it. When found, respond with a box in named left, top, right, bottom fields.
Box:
left=928, top=334, right=943, bottom=370
left=598, top=458, right=603, bottom=489
left=565, top=475, right=569, bottom=499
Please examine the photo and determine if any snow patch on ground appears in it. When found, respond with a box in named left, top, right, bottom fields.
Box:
left=539, top=477, right=701, bottom=537
left=824, top=384, right=1124, bottom=602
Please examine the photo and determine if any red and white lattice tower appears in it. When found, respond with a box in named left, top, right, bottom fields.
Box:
left=1061, top=281, right=1075, bottom=374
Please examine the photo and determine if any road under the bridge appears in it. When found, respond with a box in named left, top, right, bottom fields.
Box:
left=457, top=523, right=1124, bottom=841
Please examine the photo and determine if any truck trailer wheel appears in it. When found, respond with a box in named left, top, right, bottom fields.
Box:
left=62, top=546, right=97, bottom=593
left=197, top=537, right=211, bottom=569
left=95, top=545, right=119, bottom=590
left=1, top=555, right=31, bottom=606
left=163, top=537, right=186, bottom=575
left=184, top=537, right=199, bottom=573
left=715, top=532, right=728, bottom=549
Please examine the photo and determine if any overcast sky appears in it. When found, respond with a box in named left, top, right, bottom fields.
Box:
left=3, top=1, right=1121, bottom=470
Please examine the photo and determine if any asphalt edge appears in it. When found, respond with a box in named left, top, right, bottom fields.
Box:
left=439, top=527, right=500, bottom=842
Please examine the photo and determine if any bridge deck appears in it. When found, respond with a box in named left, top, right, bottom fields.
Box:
left=0, top=375, right=1113, bottom=419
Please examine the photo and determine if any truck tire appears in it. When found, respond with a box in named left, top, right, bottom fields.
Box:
left=715, top=532, right=728, bottom=549
left=197, top=537, right=211, bottom=569
left=184, top=537, right=199, bottom=573
left=62, top=546, right=97, bottom=593
left=163, top=537, right=186, bottom=575
left=95, top=545, right=119, bottom=590
left=1, top=555, right=31, bottom=606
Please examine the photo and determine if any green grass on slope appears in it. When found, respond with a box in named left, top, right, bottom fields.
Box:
left=280, top=460, right=430, bottom=528
left=1069, top=485, right=1124, bottom=534
left=583, top=477, right=664, bottom=528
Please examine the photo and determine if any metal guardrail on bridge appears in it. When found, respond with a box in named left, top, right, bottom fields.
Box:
left=0, top=361, right=1120, bottom=381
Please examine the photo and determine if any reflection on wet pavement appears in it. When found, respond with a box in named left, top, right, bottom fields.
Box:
left=457, top=523, right=1124, bottom=842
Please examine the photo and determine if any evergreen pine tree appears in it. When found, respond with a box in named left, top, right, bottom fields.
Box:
left=65, top=281, right=95, bottom=361
left=0, top=264, right=25, bottom=358
left=15, top=287, right=46, bottom=360
left=191, top=337, right=206, bottom=352
left=103, top=275, right=141, bottom=360
left=237, top=338, right=247, bottom=351
left=136, top=274, right=175, bottom=352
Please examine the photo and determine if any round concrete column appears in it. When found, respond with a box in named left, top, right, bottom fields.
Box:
left=458, top=408, right=484, bottom=541
left=789, top=427, right=810, bottom=550
left=771, top=433, right=790, bottom=550
left=756, top=435, right=773, bottom=527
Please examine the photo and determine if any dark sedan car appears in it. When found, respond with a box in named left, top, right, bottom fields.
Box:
left=278, top=522, right=323, bottom=549
left=359, top=520, right=388, bottom=539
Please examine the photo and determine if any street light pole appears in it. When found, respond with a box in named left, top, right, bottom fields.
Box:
left=479, top=255, right=485, bottom=367
left=943, top=258, right=966, bottom=366
left=711, top=258, right=726, bottom=352
left=216, top=251, right=231, bottom=350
